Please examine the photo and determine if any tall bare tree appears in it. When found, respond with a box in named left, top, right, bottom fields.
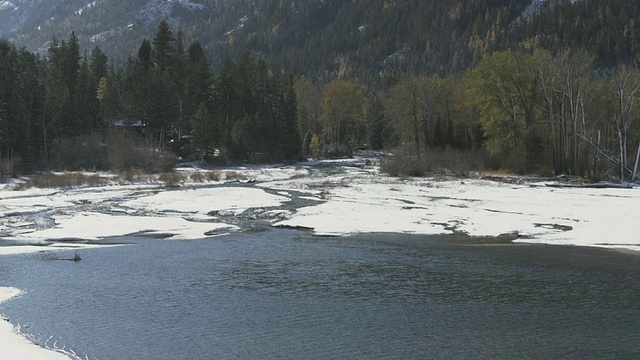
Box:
left=611, top=65, right=640, bottom=180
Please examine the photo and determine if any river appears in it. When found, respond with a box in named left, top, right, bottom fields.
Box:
left=1, top=229, right=640, bottom=359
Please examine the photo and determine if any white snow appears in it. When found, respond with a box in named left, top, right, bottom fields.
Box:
left=19, top=212, right=237, bottom=241
left=2, top=158, right=640, bottom=358
left=122, top=187, right=288, bottom=216
left=1, top=162, right=639, bottom=251
left=75, top=0, right=99, bottom=16
left=275, top=175, right=640, bottom=250
left=174, top=0, right=204, bottom=11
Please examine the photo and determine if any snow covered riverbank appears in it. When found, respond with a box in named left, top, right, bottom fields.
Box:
left=274, top=175, right=640, bottom=251
left=1, top=157, right=639, bottom=358
left=1, top=157, right=639, bottom=254
left=0, top=287, right=71, bottom=359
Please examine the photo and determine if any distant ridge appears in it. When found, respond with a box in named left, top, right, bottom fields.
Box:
left=1, top=0, right=639, bottom=80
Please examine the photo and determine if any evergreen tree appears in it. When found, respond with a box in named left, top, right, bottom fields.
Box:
left=46, top=33, right=82, bottom=139
left=14, top=48, right=45, bottom=168
left=184, top=41, right=212, bottom=133
left=63, top=32, right=81, bottom=92
left=254, top=59, right=275, bottom=156
left=152, top=20, right=175, bottom=72
left=90, top=46, right=109, bottom=82
left=211, top=57, right=241, bottom=151
left=138, top=39, right=152, bottom=71
left=191, top=102, right=216, bottom=161
left=75, top=50, right=98, bottom=135
left=0, top=40, right=18, bottom=160
left=280, top=74, right=302, bottom=161
left=238, top=48, right=257, bottom=116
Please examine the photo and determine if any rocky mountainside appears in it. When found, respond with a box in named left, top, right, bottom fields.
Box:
left=1, top=0, right=638, bottom=80
left=0, top=0, right=208, bottom=53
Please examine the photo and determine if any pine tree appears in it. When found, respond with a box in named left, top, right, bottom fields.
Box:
left=211, top=57, right=240, bottom=150
left=254, top=59, right=274, bottom=156
left=138, top=39, right=152, bottom=71
left=152, top=20, right=175, bottom=72
left=184, top=41, right=212, bottom=133
left=191, top=102, right=216, bottom=161
left=280, top=74, right=302, bottom=161
left=14, top=48, right=45, bottom=168
left=90, top=46, right=109, bottom=82
left=0, top=40, right=17, bottom=162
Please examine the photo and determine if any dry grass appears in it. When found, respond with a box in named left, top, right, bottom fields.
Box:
left=189, top=171, right=206, bottom=182
left=381, top=148, right=487, bottom=177
left=225, top=171, right=248, bottom=181
left=15, top=172, right=108, bottom=190
left=207, top=171, right=222, bottom=181
left=16, top=167, right=226, bottom=190
left=158, top=172, right=184, bottom=187
left=119, top=168, right=145, bottom=183
left=187, top=170, right=222, bottom=182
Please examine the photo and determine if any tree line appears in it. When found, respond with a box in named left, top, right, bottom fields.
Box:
left=0, top=21, right=301, bottom=175
left=297, top=48, right=640, bottom=181
left=2, top=20, right=640, bottom=181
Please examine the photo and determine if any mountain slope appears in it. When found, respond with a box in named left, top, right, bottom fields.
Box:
left=2, top=0, right=639, bottom=80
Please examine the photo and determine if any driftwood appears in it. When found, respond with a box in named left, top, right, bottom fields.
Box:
left=545, top=182, right=633, bottom=189
left=38, top=251, right=82, bottom=261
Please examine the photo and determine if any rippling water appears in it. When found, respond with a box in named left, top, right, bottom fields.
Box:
left=1, top=231, right=640, bottom=359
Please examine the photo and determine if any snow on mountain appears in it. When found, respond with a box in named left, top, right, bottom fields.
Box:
left=175, top=0, right=204, bottom=11
left=0, top=0, right=67, bottom=35
left=520, top=0, right=582, bottom=20
left=0, top=0, right=206, bottom=35
left=75, top=0, right=101, bottom=17
left=1, top=0, right=207, bottom=56
left=521, top=0, right=548, bottom=18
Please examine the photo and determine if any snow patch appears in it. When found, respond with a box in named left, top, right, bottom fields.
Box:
left=122, top=187, right=288, bottom=215
left=75, top=0, right=100, bottom=16
left=17, top=212, right=237, bottom=241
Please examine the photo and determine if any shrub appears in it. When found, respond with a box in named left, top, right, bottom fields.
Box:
left=207, top=171, right=221, bottom=181
left=159, top=172, right=184, bottom=187
left=152, top=152, right=179, bottom=173
left=108, top=133, right=178, bottom=173
left=15, top=172, right=108, bottom=190
left=0, top=155, right=22, bottom=178
left=381, top=147, right=487, bottom=177
left=381, top=155, right=429, bottom=177
left=188, top=170, right=221, bottom=182
left=225, top=171, right=248, bottom=181
left=108, top=133, right=147, bottom=171
left=190, top=171, right=205, bottom=182
left=500, top=145, right=528, bottom=175
left=118, top=168, right=143, bottom=183
left=319, top=143, right=352, bottom=159
left=52, top=135, right=108, bottom=171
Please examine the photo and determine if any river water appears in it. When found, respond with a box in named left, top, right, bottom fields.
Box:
left=1, top=230, right=640, bottom=359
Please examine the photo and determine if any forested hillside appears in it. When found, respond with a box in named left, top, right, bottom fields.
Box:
left=4, top=0, right=640, bottom=81
left=3, top=1, right=640, bottom=181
